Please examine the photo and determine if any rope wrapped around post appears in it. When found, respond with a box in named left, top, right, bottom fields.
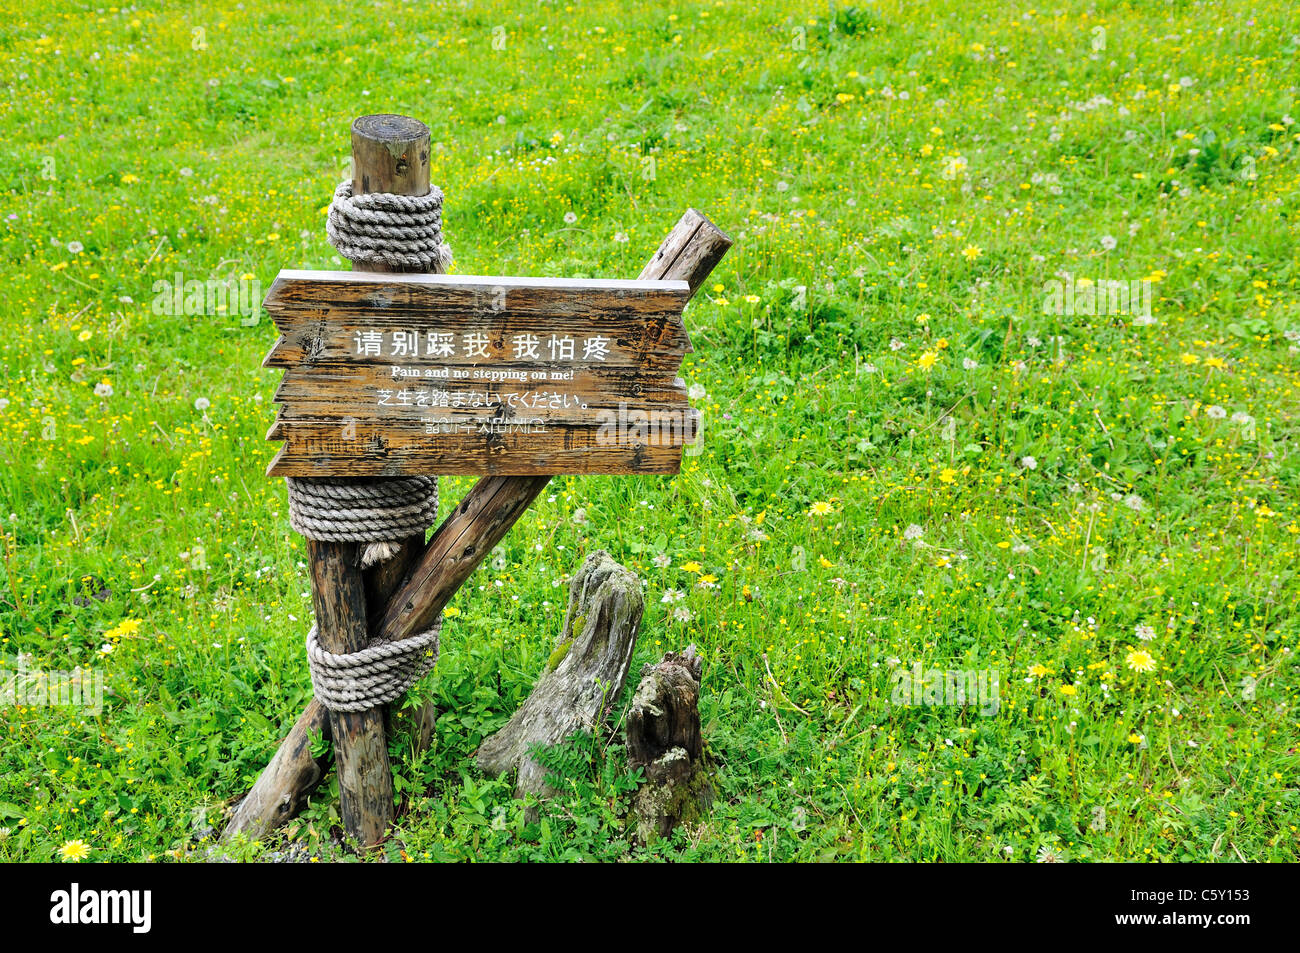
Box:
left=281, top=171, right=453, bottom=715
left=305, top=623, right=440, bottom=713
left=286, top=476, right=439, bottom=568
left=286, top=475, right=442, bottom=712
left=326, top=181, right=454, bottom=272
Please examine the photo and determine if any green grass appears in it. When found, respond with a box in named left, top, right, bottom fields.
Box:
left=1, top=0, right=1298, bottom=862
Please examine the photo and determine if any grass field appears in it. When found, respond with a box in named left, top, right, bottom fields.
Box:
left=1, top=0, right=1297, bottom=862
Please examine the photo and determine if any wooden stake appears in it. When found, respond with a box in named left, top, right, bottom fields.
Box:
left=312, top=115, right=438, bottom=847
left=226, top=115, right=436, bottom=846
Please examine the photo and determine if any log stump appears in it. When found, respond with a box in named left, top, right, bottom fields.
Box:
left=626, top=646, right=714, bottom=841
left=476, top=550, right=644, bottom=801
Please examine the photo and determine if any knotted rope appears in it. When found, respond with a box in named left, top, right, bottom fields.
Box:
left=287, top=476, right=439, bottom=568
left=280, top=177, right=455, bottom=713
left=285, top=475, right=443, bottom=712
left=326, top=181, right=454, bottom=272
left=306, top=622, right=440, bottom=713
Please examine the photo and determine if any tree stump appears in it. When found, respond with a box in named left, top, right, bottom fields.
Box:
left=476, top=550, right=644, bottom=800
left=626, top=646, right=714, bottom=841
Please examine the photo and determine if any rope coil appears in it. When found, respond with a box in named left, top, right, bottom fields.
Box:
left=287, top=476, right=439, bottom=552
left=326, top=181, right=454, bottom=272
left=306, top=622, right=441, bottom=712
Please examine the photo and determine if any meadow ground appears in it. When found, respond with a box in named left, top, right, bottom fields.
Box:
left=0, top=0, right=1297, bottom=862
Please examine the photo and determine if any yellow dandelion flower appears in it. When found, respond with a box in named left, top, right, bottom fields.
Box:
left=917, top=350, right=939, bottom=371
left=104, top=618, right=142, bottom=641
left=58, top=839, right=91, bottom=862
left=808, top=501, right=833, bottom=517
left=1125, top=648, right=1156, bottom=673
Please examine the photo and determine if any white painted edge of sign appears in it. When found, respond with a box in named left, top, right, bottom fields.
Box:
left=272, top=269, right=691, bottom=293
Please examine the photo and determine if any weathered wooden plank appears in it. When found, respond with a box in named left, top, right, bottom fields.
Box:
left=262, top=271, right=698, bottom=477
left=262, top=282, right=691, bottom=370
left=266, top=432, right=693, bottom=478
left=270, top=364, right=687, bottom=417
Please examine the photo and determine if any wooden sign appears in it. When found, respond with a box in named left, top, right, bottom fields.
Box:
left=262, top=270, right=699, bottom=476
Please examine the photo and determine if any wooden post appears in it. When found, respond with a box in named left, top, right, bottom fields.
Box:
left=311, top=115, right=436, bottom=848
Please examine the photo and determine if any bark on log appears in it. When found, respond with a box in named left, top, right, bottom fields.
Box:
left=626, top=646, right=714, bottom=841
left=476, top=550, right=644, bottom=800
left=223, top=700, right=330, bottom=840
